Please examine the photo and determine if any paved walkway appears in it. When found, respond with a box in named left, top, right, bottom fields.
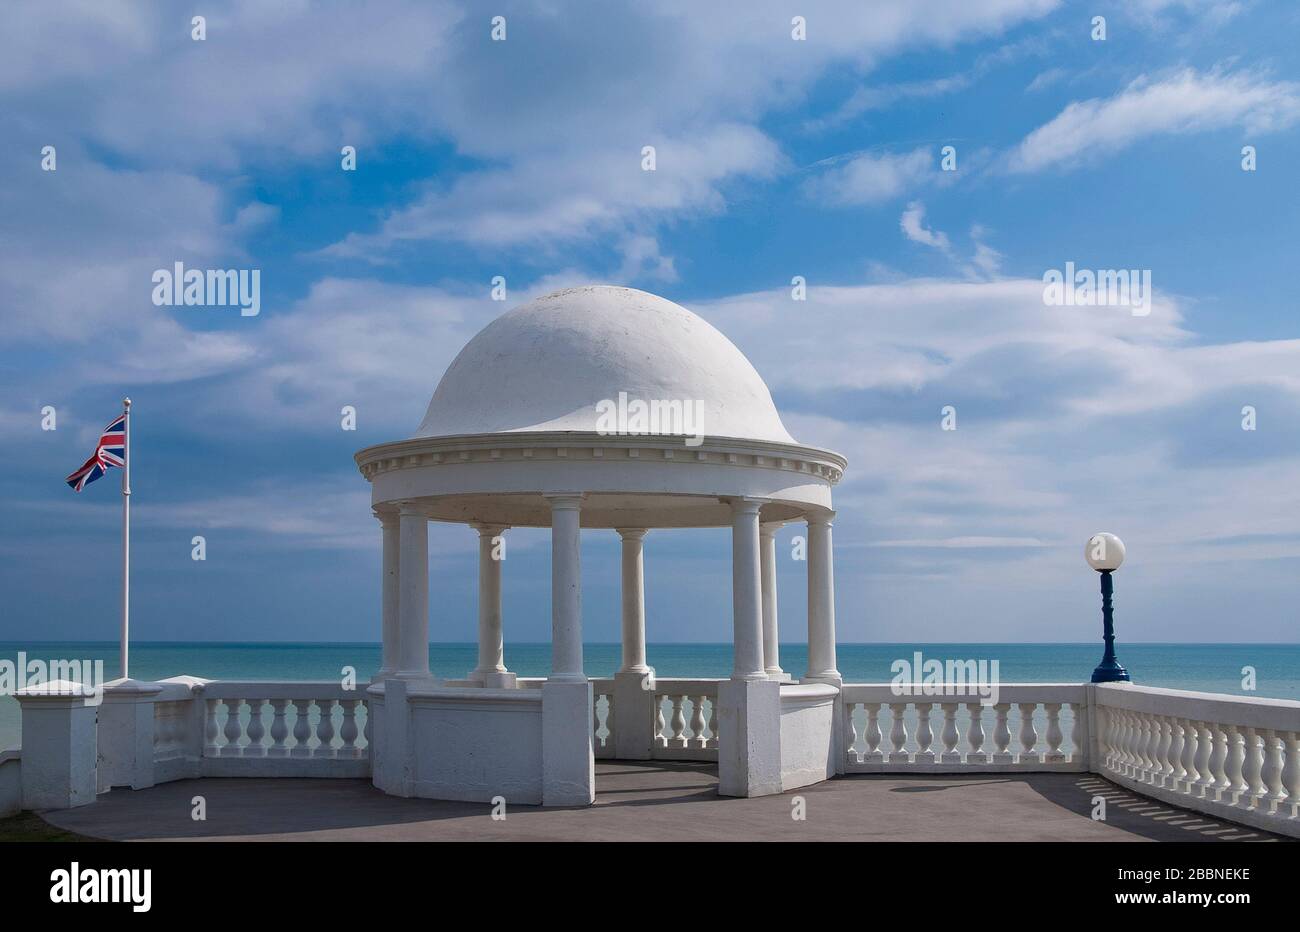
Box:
left=42, top=762, right=1285, bottom=842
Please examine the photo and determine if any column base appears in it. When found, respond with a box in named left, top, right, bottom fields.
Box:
left=470, top=670, right=518, bottom=689
left=542, top=680, right=595, bottom=806
left=717, top=676, right=782, bottom=798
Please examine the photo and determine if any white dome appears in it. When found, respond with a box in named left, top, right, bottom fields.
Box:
left=415, top=286, right=797, bottom=445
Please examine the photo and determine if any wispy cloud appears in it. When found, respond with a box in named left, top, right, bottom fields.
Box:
left=1009, top=67, right=1300, bottom=173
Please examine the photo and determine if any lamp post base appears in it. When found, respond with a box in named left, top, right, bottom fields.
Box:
left=1090, top=662, right=1131, bottom=684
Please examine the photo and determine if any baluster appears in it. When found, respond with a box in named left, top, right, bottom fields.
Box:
left=1134, top=714, right=1152, bottom=781
left=992, top=704, right=1013, bottom=763
left=1281, top=732, right=1300, bottom=819
left=1193, top=722, right=1215, bottom=798
left=690, top=695, right=708, bottom=749
left=605, top=695, right=615, bottom=748
left=653, top=696, right=667, bottom=748
left=592, top=697, right=601, bottom=748
left=315, top=700, right=337, bottom=757
left=1148, top=716, right=1166, bottom=782
left=244, top=699, right=266, bottom=757
left=706, top=696, right=718, bottom=749
left=1241, top=727, right=1265, bottom=808
left=220, top=698, right=243, bottom=757
left=1044, top=704, right=1065, bottom=763
left=265, top=699, right=288, bottom=758
left=1166, top=715, right=1185, bottom=788
left=1150, top=717, right=1167, bottom=783
left=340, top=699, right=360, bottom=759
left=1262, top=730, right=1286, bottom=813
left=844, top=703, right=859, bottom=764
left=1017, top=703, right=1039, bottom=764
left=914, top=703, right=935, bottom=764
left=965, top=703, right=986, bottom=764
left=1126, top=711, right=1142, bottom=777
left=939, top=704, right=960, bottom=764
left=887, top=703, right=909, bottom=763
left=291, top=699, right=313, bottom=758
left=668, top=696, right=687, bottom=749
left=204, top=698, right=221, bottom=757
left=1209, top=725, right=1230, bottom=800
left=1069, top=702, right=1085, bottom=764
left=1126, top=711, right=1141, bottom=777
left=1179, top=719, right=1199, bottom=792
left=863, top=704, right=883, bottom=763
left=1154, top=717, right=1173, bottom=785
left=1224, top=725, right=1246, bottom=804
left=362, top=701, right=372, bottom=755
left=1100, top=708, right=1115, bottom=770
left=1113, top=710, right=1129, bottom=774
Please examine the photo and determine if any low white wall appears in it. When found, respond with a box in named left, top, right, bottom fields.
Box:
left=406, top=687, right=545, bottom=805
left=0, top=750, right=21, bottom=817
left=779, top=683, right=837, bottom=791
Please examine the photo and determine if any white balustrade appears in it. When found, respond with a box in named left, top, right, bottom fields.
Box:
left=841, top=685, right=1087, bottom=772
left=650, top=680, right=720, bottom=760
left=115, top=673, right=1300, bottom=840
left=199, top=684, right=370, bottom=767
left=1095, top=683, right=1300, bottom=837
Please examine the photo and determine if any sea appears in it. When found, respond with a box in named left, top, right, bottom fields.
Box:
left=3, top=641, right=1298, bottom=751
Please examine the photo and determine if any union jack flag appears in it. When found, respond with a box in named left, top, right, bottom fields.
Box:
left=65, top=413, right=127, bottom=492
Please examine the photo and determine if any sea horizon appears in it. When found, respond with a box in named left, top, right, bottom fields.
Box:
left=4, top=639, right=1299, bottom=751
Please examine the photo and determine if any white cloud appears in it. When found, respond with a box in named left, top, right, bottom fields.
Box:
left=900, top=201, right=951, bottom=250
left=323, top=124, right=783, bottom=256
left=1009, top=68, right=1300, bottom=173
left=804, top=148, right=934, bottom=206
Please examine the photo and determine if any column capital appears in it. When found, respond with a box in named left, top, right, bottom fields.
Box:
left=470, top=522, right=509, bottom=537
left=806, top=509, right=836, bottom=527
left=728, top=497, right=764, bottom=517
left=759, top=520, right=785, bottom=539
left=373, top=506, right=399, bottom=526
left=396, top=501, right=426, bottom=518
left=616, top=527, right=648, bottom=542
left=543, top=492, right=586, bottom=510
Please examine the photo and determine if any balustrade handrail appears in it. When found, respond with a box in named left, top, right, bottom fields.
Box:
left=1095, top=683, right=1300, bottom=731
left=842, top=682, right=1086, bottom=704
left=199, top=681, right=366, bottom=701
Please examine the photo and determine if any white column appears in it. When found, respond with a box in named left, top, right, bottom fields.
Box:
left=806, top=510, right=840, bottom=680
left=375, top=509, right=400, bottom=680
left=396, top=503, right=430, bottom=679
left=546, top=493, right=585, bottom=682
left=617, top=528, right=650, bottom=674
left=730, top=498, right=766, bottom=681
left=470, top=524, right=511, bottom=686
left=760, top=521, right=785, bottom=679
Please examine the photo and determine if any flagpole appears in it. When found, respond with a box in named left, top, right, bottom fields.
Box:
left=121, top=397, right=131, bottom=680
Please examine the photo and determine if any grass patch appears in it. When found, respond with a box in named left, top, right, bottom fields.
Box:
left=0, top=811, right=99, bottom=842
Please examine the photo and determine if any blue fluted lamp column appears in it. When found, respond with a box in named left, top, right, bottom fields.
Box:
left=1087, top=532, right=1131, bottom=683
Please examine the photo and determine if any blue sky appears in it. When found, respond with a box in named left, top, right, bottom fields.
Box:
left=3, top=0, right=1299, bottom=646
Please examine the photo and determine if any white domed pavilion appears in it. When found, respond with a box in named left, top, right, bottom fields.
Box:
left=356, top=285, right=846, bottom=805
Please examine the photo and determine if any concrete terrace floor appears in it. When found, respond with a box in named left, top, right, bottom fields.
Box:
left=41, top=762, right=1287, bottom=842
